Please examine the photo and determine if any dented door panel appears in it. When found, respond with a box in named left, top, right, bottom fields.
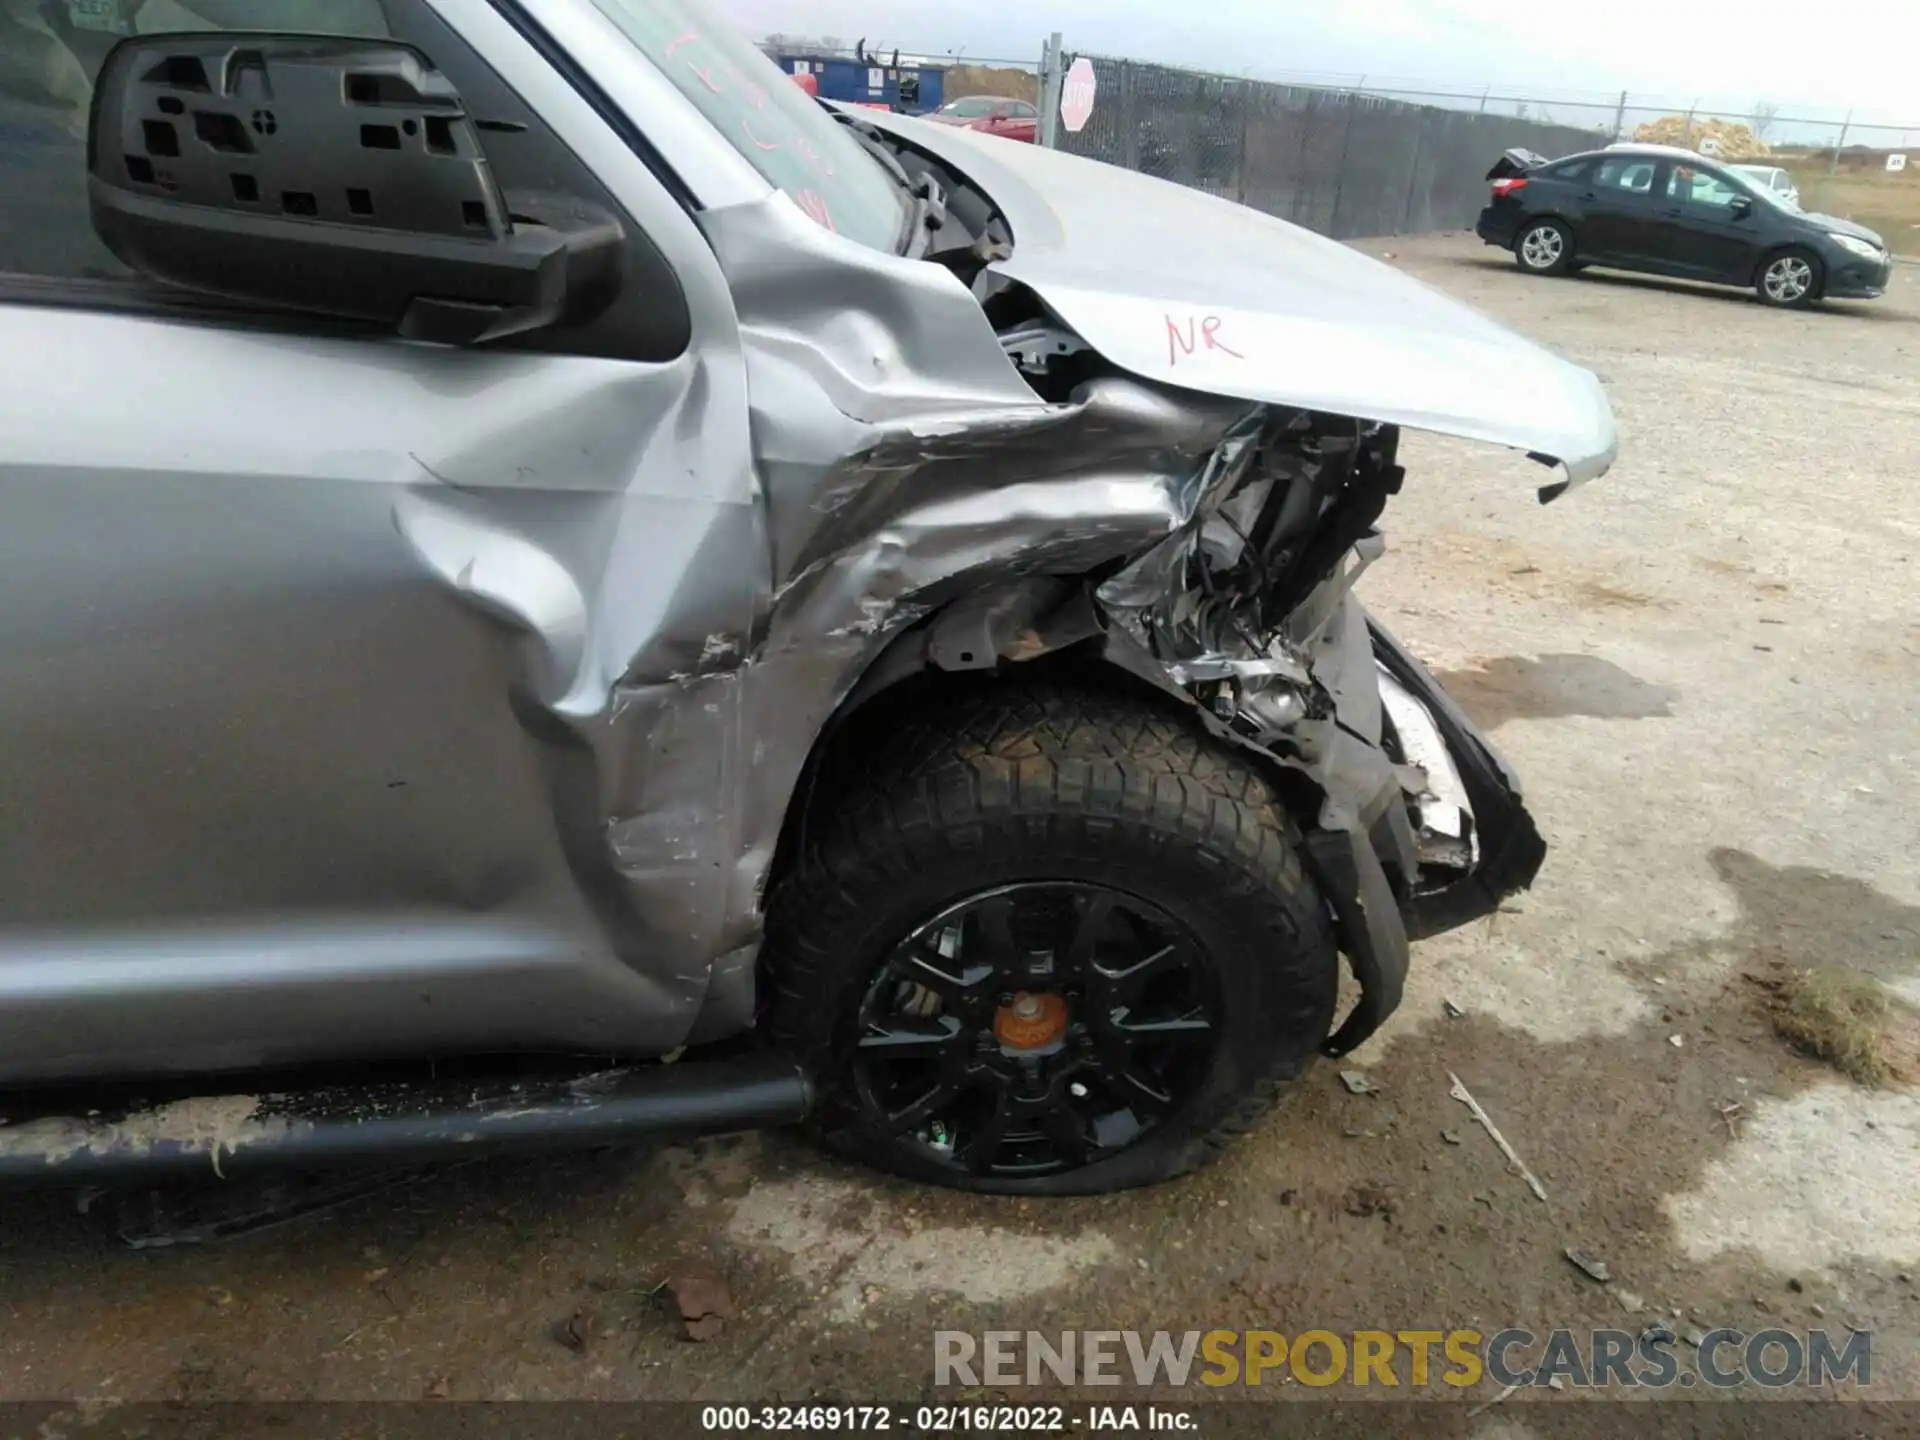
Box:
left=0, top=306, right=749, bottom=1081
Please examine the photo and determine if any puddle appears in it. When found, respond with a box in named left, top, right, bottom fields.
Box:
left=1708, top=847, right=1920, bottom=992
left=1435, top=653, right=1677, bottom=731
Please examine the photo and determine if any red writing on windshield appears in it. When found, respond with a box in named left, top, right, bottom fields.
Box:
left=796, top=189, right=836, bottom=233
left=1166, top=314, right=1244, bottom=365
left=650, top=28, right=856, bottom=231
left=662, top=32, right=725, bottom=95
left=796, top=136, right=835, bottom=178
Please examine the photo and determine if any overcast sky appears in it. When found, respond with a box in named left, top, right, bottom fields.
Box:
left=714, top=0, right=1919, bottom=133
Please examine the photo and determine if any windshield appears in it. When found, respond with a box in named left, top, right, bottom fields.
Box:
left=585, top=0, right=909, bottom=252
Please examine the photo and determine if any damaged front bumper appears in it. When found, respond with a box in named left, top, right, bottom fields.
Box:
left=1080, top=408, right=1548, bottom=1058
left=1302, top=626, right=1544, bottom=1057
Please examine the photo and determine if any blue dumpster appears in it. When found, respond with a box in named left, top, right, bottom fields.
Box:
left=775, top=54, right=945, bottom=115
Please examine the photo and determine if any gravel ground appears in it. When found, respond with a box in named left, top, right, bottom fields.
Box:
left=2, top=236, right=1917, bottom=1427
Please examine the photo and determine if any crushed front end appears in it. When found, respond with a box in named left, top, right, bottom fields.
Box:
left=1081, top=405, right=1546, bottom=1054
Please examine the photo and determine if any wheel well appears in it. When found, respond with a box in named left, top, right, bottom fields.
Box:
left=766, top=643, right=1331, bottom=923
left=766, top=649, right=1181, bottom=901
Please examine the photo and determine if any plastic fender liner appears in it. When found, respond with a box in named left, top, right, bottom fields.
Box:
left=1368, top=617, right=1547, bottom=939
left=1302, top=826, right=1410, bottom=1058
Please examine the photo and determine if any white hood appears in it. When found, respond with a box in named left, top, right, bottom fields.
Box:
left=864, top=113, right=1618, bottom=491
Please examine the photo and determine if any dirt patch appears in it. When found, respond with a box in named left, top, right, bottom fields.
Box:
left=1573, top=580, right=1658, bottom=610
left=723, top=1172, right=1118, bottom=1324
left=1399, top=529, right=1675, bottom=616
left=1433, top=654, right=1677, bottom=731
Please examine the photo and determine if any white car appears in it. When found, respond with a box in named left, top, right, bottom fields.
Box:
left=1730, top=164, right=1802, bottom=210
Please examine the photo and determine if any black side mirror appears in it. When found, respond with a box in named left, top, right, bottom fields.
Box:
left=88, top=35, right=623, bottom=344
left=1729, top=194, right=1754, bottom=217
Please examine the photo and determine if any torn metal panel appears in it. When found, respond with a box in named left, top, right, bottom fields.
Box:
left=526, top=192, right=1290, bottom=1039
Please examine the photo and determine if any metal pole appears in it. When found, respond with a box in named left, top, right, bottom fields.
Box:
left=1478, top=84, right=1490, bottom=115
left=1235, top=79, right=1250, bottom=205
left=1037, top=31, right=1065, bottom=150
left=1401, top=120, right=1424, bottom=235
left=1683, top=102, right=1696, bottom=149
left=1611, top=89, right=1627, bottom=141
left=1828, top=109, right=1851, bottom=177
left=1330, top=88, right=1360, bottom=238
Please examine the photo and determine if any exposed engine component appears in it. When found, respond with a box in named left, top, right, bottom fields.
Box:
left=997, top=320, right=1089, bottom=375
left=1095, top=407, right=1407, bottom=749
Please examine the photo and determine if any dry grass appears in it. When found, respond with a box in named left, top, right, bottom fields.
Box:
left=941, top=65, right=1038, bottom=106
left=1771, top=965, right=1920, bottom=1087
left=1776, top=162, right=1920, bottom=255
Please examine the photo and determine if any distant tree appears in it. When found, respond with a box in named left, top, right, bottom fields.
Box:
left=1751, top=99, right=1781, bottom=142
left=1514, top=101, right=1531, bottom=120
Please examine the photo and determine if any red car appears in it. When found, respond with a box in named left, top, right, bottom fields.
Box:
left=927, top=94, right=1038, bottom=143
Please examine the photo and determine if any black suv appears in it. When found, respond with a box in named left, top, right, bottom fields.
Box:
left=1477, top=145, right=1893, bottom=309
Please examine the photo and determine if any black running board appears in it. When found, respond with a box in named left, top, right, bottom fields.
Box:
left=0, top=1052, right=813, bottom=1183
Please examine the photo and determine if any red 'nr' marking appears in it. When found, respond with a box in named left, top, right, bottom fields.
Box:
left=1167, top=313, right=1242, bottom=365
left=1201, top=315, right=1244, bottom=358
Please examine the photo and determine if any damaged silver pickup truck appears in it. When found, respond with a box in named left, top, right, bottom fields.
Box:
left=0, top=0, right=1614, bottom=1195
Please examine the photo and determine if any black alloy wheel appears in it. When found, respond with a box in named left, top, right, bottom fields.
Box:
left=851, top=881, right=1221, bottom=1179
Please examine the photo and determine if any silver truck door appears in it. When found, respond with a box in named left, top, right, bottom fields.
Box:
left=0, top=0, right=759, bottom=1082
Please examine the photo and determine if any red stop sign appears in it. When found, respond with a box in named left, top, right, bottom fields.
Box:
left=1060, top=57, right=1097, bottom=133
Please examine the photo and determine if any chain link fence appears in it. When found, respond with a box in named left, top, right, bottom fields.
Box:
left=771, top=34, right=1920, bottom=248
left=1055, top=56, right=1605, bottom=240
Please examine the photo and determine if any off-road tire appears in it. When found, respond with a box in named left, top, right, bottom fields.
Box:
left=762, top=680, right=1339, bottom=1194
left=1514, top=219, right=1574, bottom=276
